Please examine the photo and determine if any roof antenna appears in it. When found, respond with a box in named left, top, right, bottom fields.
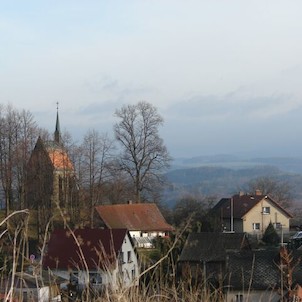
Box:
left=54, top=102, right=61, bottom=144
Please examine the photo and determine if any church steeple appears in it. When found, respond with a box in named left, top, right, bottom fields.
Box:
left=54, top=102, right=61, bottom=144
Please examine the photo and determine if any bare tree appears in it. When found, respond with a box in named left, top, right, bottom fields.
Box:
left=80, top=129, right=115, bottom=226
left=0, top=105, right=38, bottom=214
left=246, top=176, right=292, bottom=208
left=114, top=101, right=171, bottom=202
left=56, top=130, right=81, bottom=226
left=14, top=109, right=39, bottom=209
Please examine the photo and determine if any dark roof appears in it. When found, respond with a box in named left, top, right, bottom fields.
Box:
left=179, top=232, right=250, bottom=263
left=54, top=108, right=61, bottom=144
left=212, top=194, right=292, bottom=219
left=95, top=203, right=174, bottom=232
left=226, top=249, right=280, bottom=290
left=43, top=228, right=128, bottom=270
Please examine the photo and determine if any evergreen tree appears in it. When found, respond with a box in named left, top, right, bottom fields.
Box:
left=262, top=222, right=280, bottom=245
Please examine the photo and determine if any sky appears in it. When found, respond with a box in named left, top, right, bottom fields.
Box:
left=1, top=1, right=302, bottom=159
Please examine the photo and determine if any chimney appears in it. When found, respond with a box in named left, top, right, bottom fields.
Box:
left=255, top=189, right=262, bottom=196
left=239, top=191, right=244, bottom=196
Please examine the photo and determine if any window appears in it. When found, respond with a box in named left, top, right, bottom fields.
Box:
left=119, top=252, right=125, bottom=264
left=70, top=273, right=79, bottom=286
left=132, top=268, right=136, bottom=280
left=235, top=294, right=243, bottom=302
left=59, top=176, right=64, bottom=207
left=127, top=251, right=132, bottom=263
left=252, top=223, right=260, bottom=230
left=262, top=207, right=270, bottom=214
left=274, top=222, right=282, bottom=230
left=89, top=273, right=102, bottom=284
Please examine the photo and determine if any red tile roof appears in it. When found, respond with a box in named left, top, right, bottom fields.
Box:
left=43, top=228, right=128, bottom=270
left=95, top=203, right=174, bottom=232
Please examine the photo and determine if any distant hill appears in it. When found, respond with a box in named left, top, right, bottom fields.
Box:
left=171, top=155, right=302, bottom=174
left=163, top=155, right=302, bottom=208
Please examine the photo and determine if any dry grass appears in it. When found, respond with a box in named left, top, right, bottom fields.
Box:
left=0, top=210, right=284, bottom=302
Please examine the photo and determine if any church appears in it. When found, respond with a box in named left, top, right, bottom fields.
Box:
left=25, top=107, right=79, bottom=240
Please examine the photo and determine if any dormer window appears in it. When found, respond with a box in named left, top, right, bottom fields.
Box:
left=262, top=207, right=270, bottom=214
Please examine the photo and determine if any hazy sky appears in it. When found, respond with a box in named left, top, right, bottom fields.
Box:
left=1, top=1, right=302, bottom=158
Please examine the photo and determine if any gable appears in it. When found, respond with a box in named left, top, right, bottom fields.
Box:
left=213, top=194, right=292, bottom=220
left=242, top=196, right=293, bottom=220
left=95, top=203, right=174, bottom=232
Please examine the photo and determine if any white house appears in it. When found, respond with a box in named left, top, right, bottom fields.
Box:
left=43, top=228, right=139, bottom=292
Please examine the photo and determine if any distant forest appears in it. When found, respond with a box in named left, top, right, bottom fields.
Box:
left=163, top=157, right=302, bottom=211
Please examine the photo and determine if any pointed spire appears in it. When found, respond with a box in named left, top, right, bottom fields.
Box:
left=54, top=102, right=61, bottom=144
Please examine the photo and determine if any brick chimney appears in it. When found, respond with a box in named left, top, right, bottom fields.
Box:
left=255, top=189, right=262, bottom=196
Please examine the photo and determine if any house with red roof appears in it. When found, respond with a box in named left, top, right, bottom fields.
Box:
left=212, top=191, right=293, bottom=237
left=43, top=228, right=139, bottom=291
left=95, top=203, right=174, bottom=248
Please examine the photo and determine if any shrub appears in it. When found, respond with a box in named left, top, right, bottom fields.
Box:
left=262, top=222, right=280, bottom=245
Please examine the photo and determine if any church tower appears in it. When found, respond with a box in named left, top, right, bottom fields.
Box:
left=54, top=102, right=61, bottom=144
left=26, top=105, right=79, bottom=240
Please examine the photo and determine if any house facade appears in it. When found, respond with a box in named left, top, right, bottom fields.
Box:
left=95, top=203, right=174, bottom=248
left=243, top=196, right=290, bottom=234
left=211, top=191, right=292, bottom=237
left=43, top=228, right=139, bottom=291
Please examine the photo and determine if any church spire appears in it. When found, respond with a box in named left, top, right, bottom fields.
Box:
left=54, top=102, right=61, bottom=144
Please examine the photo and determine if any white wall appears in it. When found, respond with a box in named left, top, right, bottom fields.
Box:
left=129, top=230, right=168, bottom=238
left=119, top=233, right=139, bottom=287
left=225, top=289, right=280, bottom=302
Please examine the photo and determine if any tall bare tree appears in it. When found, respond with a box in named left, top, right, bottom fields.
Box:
left=80, top=130, right=115, bottom=226
left=0, top=105, right=38, bottom=214
left=114, top=101, right=171, bottom=202
left=14, top=109, right=39, bottom=208
left=246, top=176, right=292, bottom=208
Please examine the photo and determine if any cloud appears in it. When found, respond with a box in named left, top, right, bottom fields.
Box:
left=160, top=90, right=302, bottom=157
left=165, top=89, right=302, bottom=122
